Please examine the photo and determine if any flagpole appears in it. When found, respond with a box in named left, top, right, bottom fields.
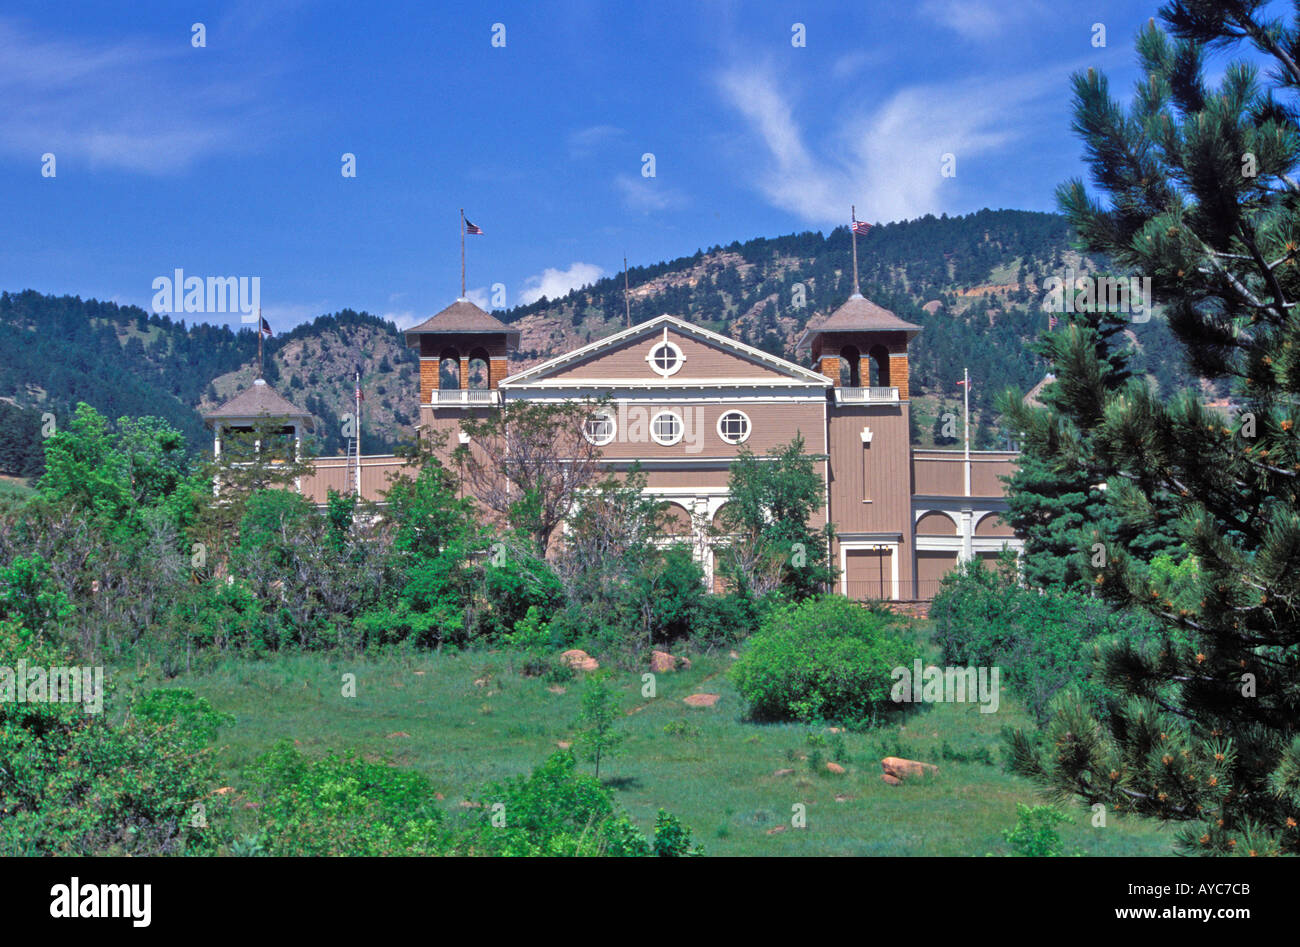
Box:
left=963, top=366, right=971, bottom=497
left=624, top=255, right=631, bottom=328
left=354, top=369, right=361, bottom=496
left=257, top=307, right=263, bottom=378
left=851, top=205, right=860, bottom=296
left=460, top=209, right=467, bottom=299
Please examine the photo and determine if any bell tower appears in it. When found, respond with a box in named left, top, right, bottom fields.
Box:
left=403, top=298, right=521, bottom=404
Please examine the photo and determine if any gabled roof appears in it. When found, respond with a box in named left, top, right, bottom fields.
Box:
left=403, top=298, right=520, bottom=348
left=500, top=314, right=832, bottom=388
left=203, top=378, right=314, bottom=429
left=795, top=294, right=922, bottom=352
left=1022, top=373, right=1056, bottom=408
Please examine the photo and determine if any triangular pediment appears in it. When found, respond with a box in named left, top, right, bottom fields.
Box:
left=500, top=315, right=830, bottom=388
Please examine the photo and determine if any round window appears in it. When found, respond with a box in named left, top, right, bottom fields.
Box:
left=650, top=411, right=684, bottom=445
left=582, top=411, right=616, bottom=446
left=717, top=410, right=751, bottom=444
left=646, top=341, right=684, bottom=377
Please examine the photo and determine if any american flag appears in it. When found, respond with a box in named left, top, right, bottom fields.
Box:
left=355, top=384, right=364, bottom=402
left=464, top=218, right=483, bottom=235
left=852, top=219, right=872, bottom=236
left=1048, top=314, right=1059, bottom=330
left=260, top=315, right=273, bottom=336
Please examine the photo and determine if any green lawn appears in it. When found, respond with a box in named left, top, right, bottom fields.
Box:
left=161, top=633, right=1176, bottom=856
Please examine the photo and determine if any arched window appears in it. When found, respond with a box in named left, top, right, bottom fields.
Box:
left=467, top=347, right=490, bottom=389
left=868, top=345, right=890, bottom=388
left=839, top=345, right=861, bottom=387
left=438, top=348, right=461, bottom=389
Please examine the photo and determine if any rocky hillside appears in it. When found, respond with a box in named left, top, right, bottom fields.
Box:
left=0, top=208, right=1198, bottom=473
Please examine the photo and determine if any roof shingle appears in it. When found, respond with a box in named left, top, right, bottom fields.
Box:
left=203, top=378, right=314, bottom=428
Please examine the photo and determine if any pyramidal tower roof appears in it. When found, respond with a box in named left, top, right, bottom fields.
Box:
left=795, top=293, right=923, bottom=352
left=203, top=378, right=314, bottom=429
left=403, top=298, right=521, bottom=348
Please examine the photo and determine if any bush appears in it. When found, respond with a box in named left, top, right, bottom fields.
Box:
left=0, top=623, right=231, bottom=855
left=458, top=751, right=701, bottom=856
left=931, top=557, right=1160, bottom=723
left=998, top=803, right=1077, bottom=857
left=244, top=741, right=446, bottom=856
left=729, top=596, right=912, bottom=727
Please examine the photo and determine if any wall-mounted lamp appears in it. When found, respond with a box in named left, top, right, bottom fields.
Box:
left=860, top=427, right=873, bottom=444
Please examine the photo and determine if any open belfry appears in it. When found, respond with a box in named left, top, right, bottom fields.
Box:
left=203, top=249, right=1021, bottom=601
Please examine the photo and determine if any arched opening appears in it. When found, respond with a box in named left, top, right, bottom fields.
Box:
left=868, top=344, right=890, bottom=388
left=467, top=347, right=490, bottom=389
left=662, top=502, right=693, bottom=537
left=838, top=345, right=861, bottom=387
left=915, top=510, right=958, bottom=535
left=438, top=348, right=461, bottom=389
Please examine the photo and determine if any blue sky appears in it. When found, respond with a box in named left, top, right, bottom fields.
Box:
left=1, top=0, right=1164, bottom=331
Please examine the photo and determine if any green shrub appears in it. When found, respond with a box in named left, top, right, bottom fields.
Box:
left=998, top=803, right=1078, bottom=857
left=931, top=557, right=1161, bottom=723
left=0, top=624, right=230, bottom=855
left=458, top=751, right=701, bottom=856
left=244, top=741, right=446, bottom=856
left=729, top=596, right=912, bottom=727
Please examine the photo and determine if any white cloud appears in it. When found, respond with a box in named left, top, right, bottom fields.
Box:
left=384, top=310, right=421, bottom=330
left=568, top=124, right=623, bottom=158
left=464, top=287, right=493, bottom=310
left=920, top=0, right=1005, bottom=41
left=0, top=18, right=267, bottom=173
left=715, top=62, right=1060, bottom=225
left=614, top=173, right=686, bottom=212
left=518, top=263, right=605, bottom=306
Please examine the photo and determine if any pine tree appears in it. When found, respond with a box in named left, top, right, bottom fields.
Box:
left=1008, top=5, right=1300, bottom=855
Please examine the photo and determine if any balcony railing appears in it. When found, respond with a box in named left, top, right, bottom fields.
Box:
left=835, top=386, right=899, bottom=403
left=431, top=389, right=500, bottom=406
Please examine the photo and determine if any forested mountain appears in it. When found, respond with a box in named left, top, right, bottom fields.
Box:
left=0, top=208, right=1200, bottom=476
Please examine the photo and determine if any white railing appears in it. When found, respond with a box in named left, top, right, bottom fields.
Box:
left=432, top=389, right=500, bottom=406
left=835, top=386, right=899, bottom=403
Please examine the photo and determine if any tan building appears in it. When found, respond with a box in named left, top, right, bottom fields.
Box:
left=205, top=291, right=1022, bottom=600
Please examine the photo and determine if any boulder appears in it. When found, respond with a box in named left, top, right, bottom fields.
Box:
left=561, top=649, right=599, bottom=672
left=881, top=774, right=902, bottom=786
left=825, top=761, right=846, bottom=774
left=881, top=756, right=939, bottom=781
left=774, top=768, right=795, bottom=778
left=650, top=650, right=691, bottom=672
left=683, top=693, right=720, bottom=707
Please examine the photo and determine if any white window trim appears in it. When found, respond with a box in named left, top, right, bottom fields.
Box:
left=650, top=410, right=685, bottom=446
left=716, top=409, right=752, bottom=445
left=646, top=338, right=685, bottom=377
left=582, top=409, right=617, bottom=446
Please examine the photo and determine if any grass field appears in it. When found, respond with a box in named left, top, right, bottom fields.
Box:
left=159, top=623, right=1177, bottom=857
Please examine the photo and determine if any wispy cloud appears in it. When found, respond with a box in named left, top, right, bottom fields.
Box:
left=715, top=62, right=1060, bottom=224
left=921, top=0, right=1050, bottom=42
left=0, top=18, right=270, bottom=174
left=614, top=173, right=686, bottom=212
left=518, top=263, right=605, bottom=306
left=568, top=124, right=623, bottom=158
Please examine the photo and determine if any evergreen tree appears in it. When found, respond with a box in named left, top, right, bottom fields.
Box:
left=1009, top=5, right=1300, bottom=855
